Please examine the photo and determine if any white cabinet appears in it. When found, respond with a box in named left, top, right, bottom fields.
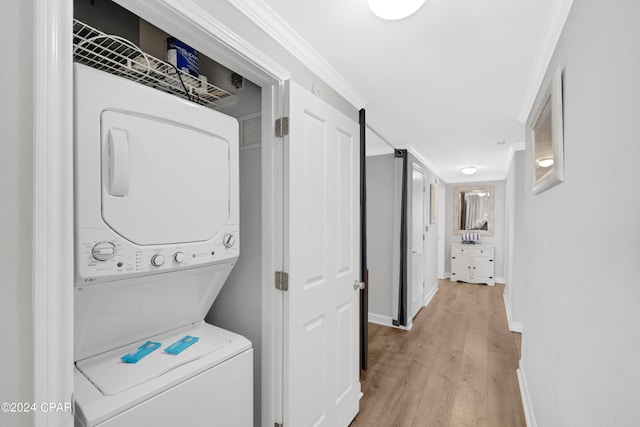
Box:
left=450, top=244, right=495, bottom=286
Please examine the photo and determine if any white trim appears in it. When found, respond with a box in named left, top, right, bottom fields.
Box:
left=423, top=283, right=438, bottom=307
left=33, top=0, right=75, bottom=426
left=495, top=277, right=506, bottom=284
left=517, top=361, right=538, bottom=427
left=367, top=313, right=413, bottom=331
left=368, top=313, right=393, bottom=327
left=502, top=292, right=523, bottom=333
left=518, top=0, right=574, bottom=124
left=503, top=142, right=526, bottom=175
left=227, top=0, right=367, bottom=109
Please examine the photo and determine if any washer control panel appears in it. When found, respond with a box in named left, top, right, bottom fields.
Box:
left=77, top=225, right=239, bottom=284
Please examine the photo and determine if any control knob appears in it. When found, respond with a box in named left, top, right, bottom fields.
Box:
left=222, top=233, right=236, bottom=248
left=174, top=252, right=186, bottom=263
left=91, top=241, right=116, bottom=262
left=151, top=254, right=165, bottom=267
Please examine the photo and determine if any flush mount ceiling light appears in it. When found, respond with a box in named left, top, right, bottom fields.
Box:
left=368, top=0, right=426, bottom=20
left=461, top=166, right=478, bottom=175
left=537, top=157, right=554, bottom=168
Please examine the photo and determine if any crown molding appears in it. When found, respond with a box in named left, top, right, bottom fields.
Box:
left=394, top=144, right=444, bottom=181
left=228, top=0, right=368, bottom=109
left=512, top=142, right=526, bottom=151
left=503, top=141, right=526, bottom=175
left=518, top=0, right=574, bottom=124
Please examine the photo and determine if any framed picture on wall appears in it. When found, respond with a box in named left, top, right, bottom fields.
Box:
left=530, top=66, right=565, bottom=194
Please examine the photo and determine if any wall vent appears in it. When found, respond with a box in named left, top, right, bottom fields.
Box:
left=239, top=112, right=261, bottom=150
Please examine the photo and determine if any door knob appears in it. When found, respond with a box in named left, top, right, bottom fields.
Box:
left=354, top=280, right=365, bottom=290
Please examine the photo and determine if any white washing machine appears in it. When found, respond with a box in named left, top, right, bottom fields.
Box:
left=73, top=64, right=252, bottom=427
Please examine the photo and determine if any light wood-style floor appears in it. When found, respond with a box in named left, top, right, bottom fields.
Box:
left=350, top=279, right=524, bottom=427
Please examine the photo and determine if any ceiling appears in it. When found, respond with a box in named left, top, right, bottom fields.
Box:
left=241, top=0, right=562, bottom=183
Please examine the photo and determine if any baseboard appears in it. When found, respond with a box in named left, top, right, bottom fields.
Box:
left=368, top=313, right=393, bottom=327
left=423, top=283, right=438, bottom=307
left=502, top=291, right=523, bottom=333
left=496, top=277, right=506, bottom=284
left=444, top=272, right=451, bottom=279
left=368, top=313, right=412, bottom=331
left=517, top=361, right=538, bottom=427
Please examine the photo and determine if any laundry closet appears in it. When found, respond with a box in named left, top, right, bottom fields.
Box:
left=73, top=0, right=263, bottom=425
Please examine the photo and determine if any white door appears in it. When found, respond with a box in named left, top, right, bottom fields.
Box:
left=410, top=166, right=425, bottom=318
left=284, top=80, right=361, bottom=427
left=451, top=254, right=471, bottom=281
left=473, top=255, right=492, bottom=281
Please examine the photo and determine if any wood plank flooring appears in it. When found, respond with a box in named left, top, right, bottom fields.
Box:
left=350, top=279, right=525, bottom=427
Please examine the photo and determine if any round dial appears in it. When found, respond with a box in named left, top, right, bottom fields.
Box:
left=222, top=234, right=236, bottom=248
left=91, top=241, right=116, bottom=262
left=174, top=252, right=186, bottom=263
left=151, top=254, right=165, bottom=267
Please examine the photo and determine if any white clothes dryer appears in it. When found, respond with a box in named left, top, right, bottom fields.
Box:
left=73, top=64, right=251, bottom=427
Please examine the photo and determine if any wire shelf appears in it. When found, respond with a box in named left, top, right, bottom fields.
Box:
left=73, top=19, right=233, bottom=108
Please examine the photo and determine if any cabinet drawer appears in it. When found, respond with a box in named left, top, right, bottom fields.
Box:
left=452, top=246, right=493, bottom=257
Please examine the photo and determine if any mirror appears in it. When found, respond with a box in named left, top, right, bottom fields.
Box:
left=453, top=185, right=494, bottom=236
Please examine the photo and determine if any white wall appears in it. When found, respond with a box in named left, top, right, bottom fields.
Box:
left=504, top=150, right=525, bottom=330
left=0, top=2, right=34, bottom=426
left=519, top=1, right=640, bottom=425
left=505, top=155, right=516, bottom=305
left=511, top=151, right=525, bottom=326
left=366, top=154, right=395, bottom=319
left=207, top=147, right=262, bottom=427
left=445, top=180, right=506, bottom=280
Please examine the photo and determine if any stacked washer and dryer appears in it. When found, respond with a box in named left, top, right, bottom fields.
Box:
left=73, top=64, right=252, bottom=426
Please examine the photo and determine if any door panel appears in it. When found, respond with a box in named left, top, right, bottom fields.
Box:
left=285, top=80, right=360, bottom=427
left=452, top=254, right=471, bottom=281
left=410, top=167, right=425, bottom=318
left=100, top=110, right=232, bottom=245
left=474, top=256, right=492, bottom=279
left=336, top=128, right=355, bottom=276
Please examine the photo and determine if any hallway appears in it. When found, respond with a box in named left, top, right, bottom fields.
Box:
left=351, top=280, right=525, bottom=427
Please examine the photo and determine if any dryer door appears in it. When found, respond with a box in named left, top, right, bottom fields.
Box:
left=101, top=110, right=230, bottom=245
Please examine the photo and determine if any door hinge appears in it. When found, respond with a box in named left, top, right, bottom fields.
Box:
left=275, top=271, right=289, bottom=291
left=275, top=423, right=283, bottom=427
left=275, top=117, right=289, bottom=137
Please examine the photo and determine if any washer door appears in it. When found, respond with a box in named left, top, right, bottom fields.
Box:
left=101, top=110, right=230, bottom=245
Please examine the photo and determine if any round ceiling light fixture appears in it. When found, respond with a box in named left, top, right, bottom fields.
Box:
left=368, top=0, right=426, bottom=20
left=537, top=157, right=554, bottom=168
left=461, top=166, right=478, bottom=175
